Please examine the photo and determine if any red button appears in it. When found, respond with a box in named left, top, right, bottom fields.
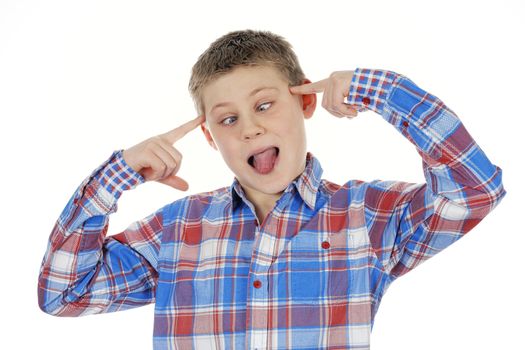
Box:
left=253, top=280, right=262, bottom=288
left=362, top=97, right=371, bottom=105
left=321, top=241, right=330, bottom=249
left=402, top=121, right=409, bottom=127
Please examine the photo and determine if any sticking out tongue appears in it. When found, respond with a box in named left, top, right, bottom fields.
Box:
left=252, top=147, right=278, bottom=174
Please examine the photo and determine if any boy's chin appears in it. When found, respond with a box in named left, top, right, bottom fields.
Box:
left=242, top=184, right=287, bottom=199
left=237, top=174, right=289, bottom=196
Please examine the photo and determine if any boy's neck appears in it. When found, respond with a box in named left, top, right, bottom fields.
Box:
left=243, top=188, right=283, bottom=224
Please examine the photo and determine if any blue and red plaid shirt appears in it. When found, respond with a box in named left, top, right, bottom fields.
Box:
left=38, top=68, right=506, bottom=349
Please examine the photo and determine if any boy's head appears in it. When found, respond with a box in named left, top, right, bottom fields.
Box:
left=189, top=30, right=306, bottom=116
left=189, top=30, right=317, bottom=201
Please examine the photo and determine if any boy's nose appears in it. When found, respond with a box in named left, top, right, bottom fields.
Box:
left=242, top=119, right=265, bottom=140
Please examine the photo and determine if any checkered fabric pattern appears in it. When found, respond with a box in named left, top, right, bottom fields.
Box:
left=38, top=68, right=506, bottom=349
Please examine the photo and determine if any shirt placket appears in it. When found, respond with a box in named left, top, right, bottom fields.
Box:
left=246, top=194, right=291, bottom=350
left=248, top=221, right=274, bottom=350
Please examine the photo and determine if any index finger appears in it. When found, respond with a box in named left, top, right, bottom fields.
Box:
left=289, top=79, right=328, bottom=95
left=162, top=114, right=205, bottom=144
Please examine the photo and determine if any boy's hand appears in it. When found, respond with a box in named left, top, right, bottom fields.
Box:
left=122, top=115, right=205, bottom=191
left=290, top=70, right=359, bottom=118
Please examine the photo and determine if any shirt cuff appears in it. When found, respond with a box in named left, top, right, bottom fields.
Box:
left=346, top=68, right=402, bottom=115
left=93, top=150, right=145, bottom=199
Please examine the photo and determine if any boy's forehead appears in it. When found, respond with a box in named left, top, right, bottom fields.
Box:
left=202, top=65, right=289, bottom=112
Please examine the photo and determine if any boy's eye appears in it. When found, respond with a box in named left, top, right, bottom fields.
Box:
left=219, top=102, right=272, bottom=126
left=221, top=116, right=237, bottom=126
left=257, top=102, right=272, bottom=112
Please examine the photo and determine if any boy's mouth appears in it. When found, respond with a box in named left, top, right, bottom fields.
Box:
left=247, top=146, right=280, bottom=175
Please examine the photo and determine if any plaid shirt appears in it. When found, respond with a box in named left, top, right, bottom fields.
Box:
left=38, top=68, right=506, bottom=349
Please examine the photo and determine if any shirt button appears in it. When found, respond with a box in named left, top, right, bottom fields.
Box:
left=362, top=97, right=371, bottom=105
left=253, top=280, right=262, bottom=288
left=321, top=241, right=330, bottom=249
left=402, top=121, right=409, bottom=127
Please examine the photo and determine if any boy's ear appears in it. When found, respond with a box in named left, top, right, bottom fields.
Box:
left=299, top=78, right=316, bottom=120
left=200, top=120, right=218, bottom=150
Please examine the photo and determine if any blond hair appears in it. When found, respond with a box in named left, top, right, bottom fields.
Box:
left=188, top=29, right=305, bottom=115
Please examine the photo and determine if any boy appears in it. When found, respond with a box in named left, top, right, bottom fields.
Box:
left=38, top=29, right=506, bottom=349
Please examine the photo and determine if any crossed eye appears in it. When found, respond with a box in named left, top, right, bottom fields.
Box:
left=221, top=102, right=273, bottom=126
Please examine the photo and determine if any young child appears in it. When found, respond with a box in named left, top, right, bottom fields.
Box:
left=38, top=29, right=506, bottom=349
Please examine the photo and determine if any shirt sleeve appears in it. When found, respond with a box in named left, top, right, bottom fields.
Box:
left=38, top=150, right=165, bottom=316
left=345, top=68, right=507, bottom=281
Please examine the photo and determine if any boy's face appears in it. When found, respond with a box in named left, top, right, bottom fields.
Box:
left=200, top=64, right=316, bottom=199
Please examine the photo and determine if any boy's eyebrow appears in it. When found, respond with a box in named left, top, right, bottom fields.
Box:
left=210, top=87, right=279, bottom=114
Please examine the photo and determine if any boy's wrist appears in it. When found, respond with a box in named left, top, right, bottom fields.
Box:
left=346, top=68, right=401, bottom=115
left=93, top=150, right=145, bottom=199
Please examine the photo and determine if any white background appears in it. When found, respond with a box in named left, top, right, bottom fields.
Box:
left=1, top=0, right=523, bottom=349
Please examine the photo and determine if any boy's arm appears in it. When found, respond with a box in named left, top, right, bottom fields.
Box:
left=345, top=68, right=507, bottom=280
left=291, top=69, right=507, bottom=280
left=38, top=116, right=202, bottom=316
left=38, top=150, right=163, bottom=316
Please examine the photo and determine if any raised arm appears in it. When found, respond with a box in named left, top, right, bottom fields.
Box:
left=291, top=69, right=506, bottom=281
left=38, top=115, right=204, bottom=315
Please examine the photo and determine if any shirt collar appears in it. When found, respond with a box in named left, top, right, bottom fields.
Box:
left=230, top=152, right=323, bottom=211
